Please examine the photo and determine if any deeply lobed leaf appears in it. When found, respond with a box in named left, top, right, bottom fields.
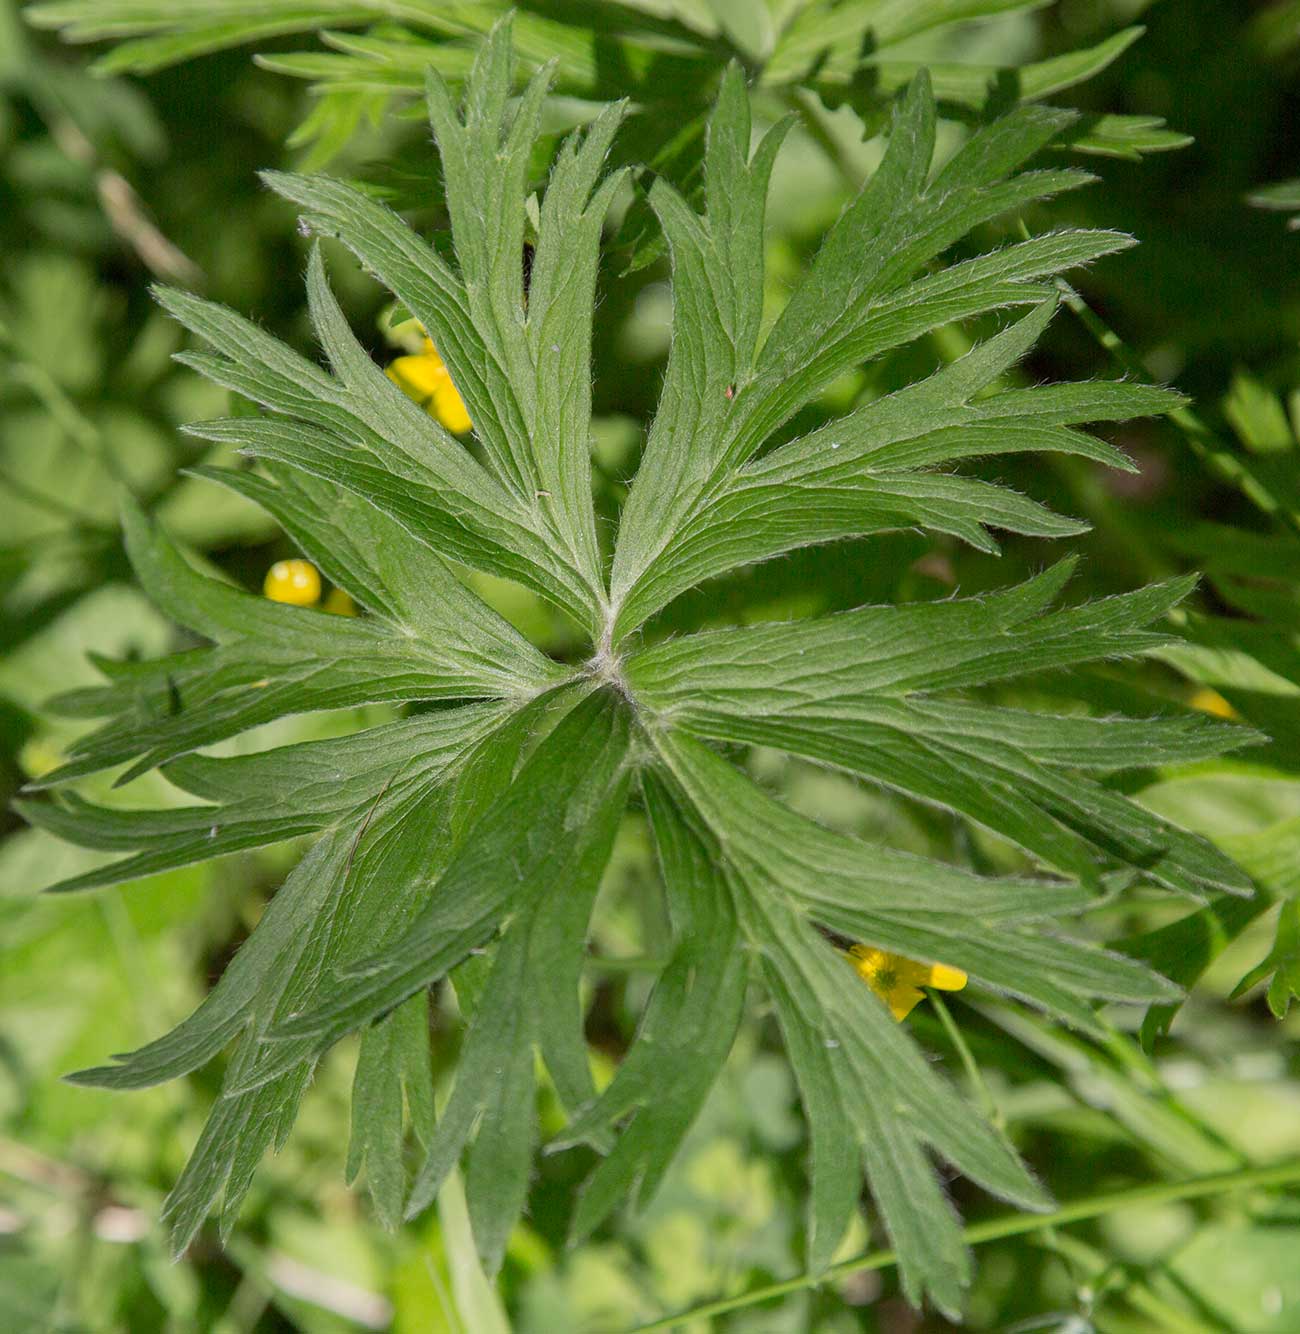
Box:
left=20, top=26, right=1255, bottom=1314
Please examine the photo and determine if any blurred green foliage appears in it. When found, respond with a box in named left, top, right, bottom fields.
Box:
left=4, top=1, right=1300, bottom=1331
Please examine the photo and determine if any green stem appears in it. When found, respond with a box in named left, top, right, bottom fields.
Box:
left=0, top=465, right=109, bottom=528
left=1046, top=268, right=1300, bottom=541
left=624, top=1159, right=1300, bottom=1332
left=1038, top=1231, right=1219, bottom=1334
left=7, top=360, right=137, bottom=495
left=928, top=991, right=1003, bottom=1130
left=8, top=361, right=102, bottom=453
left=782, top=88, right=863, bottom=189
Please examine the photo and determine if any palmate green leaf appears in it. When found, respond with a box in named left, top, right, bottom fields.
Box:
left=627, top=572, right=1257, bottom=900
left=347, top=992, right=436, bottom=1230
left=166, top=247, right=604, bottom=629
left=27, top=496, right=561, bottom=787
left=21, top=30, right=1250, bottom=1313
left=553, top=771, right=749, bottom=1241
left=15, top=702, right=509, bottom=893
left=653, top=731, right=1183, bottom=1028
left=606, top=75, right=1153, bottom=637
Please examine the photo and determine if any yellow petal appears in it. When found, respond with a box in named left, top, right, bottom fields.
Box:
left=850, top=945, right=925, bottom=987
left=263, top=559, right=320, bottom=607
left=926, top=963, right=968, bottom=993
left=387, top=353, right=448, bottom=402
left=430, top=378, right=472, bottom=434
left=887, top=988, right=926, bottom=1021
left=1189, top=687, right=1237, bottom=720
left=850, top=947, right=916, bottom=1021
left=848, top=944, right=889, bottom=983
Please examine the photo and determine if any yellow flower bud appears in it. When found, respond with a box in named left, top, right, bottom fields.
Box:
left=322, top=587, right=358, bottom=617
left=263, top=559, right=321, bottom=607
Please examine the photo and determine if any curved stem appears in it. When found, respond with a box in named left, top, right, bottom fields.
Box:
left=1054, top=275, right=1300, bottom=536
left=929, top=990, right=1003, bottom=1131
left=781, top=89, right=863, bottom=189
left=625, top=1159, right=1300, bottom=1332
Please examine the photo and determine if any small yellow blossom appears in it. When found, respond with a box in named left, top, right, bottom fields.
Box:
left=386, top=337, right=472, bottom=434
left=848, top=945, right=967, bottom=1021
left=263, top=558, right=321, bottom=607
left=1189, top=686, right=1238, bottom=720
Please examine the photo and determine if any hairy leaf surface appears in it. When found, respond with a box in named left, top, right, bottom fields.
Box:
left=21, top=22, right=1253, bottom=1314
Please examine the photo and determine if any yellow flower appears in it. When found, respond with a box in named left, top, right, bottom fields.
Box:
left=848, top=945, right=967, bottom=1021
left=263, top=558, right=321, bottom=607
left=386, top=337, right=472, bottom=435
left=1189, top=686, right=1238, bottom=720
